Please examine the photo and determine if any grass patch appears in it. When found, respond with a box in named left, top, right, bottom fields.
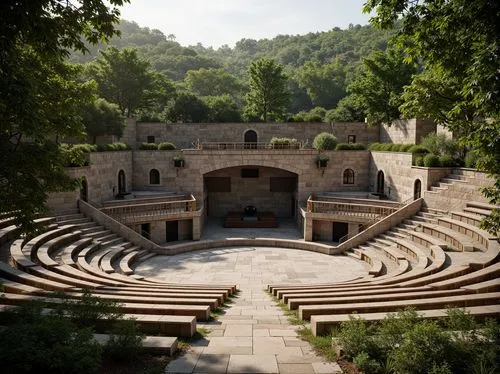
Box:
left=298, top=327, right=338, bottom=362
left=177, top=328, right=209, bottom=351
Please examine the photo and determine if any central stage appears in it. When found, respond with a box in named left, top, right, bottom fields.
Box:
left=224, top=212, right=279, bottom=228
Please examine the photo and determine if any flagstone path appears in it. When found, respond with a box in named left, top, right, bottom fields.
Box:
left=135, top=246, right=369, bottom=373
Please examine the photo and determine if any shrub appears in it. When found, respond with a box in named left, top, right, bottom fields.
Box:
left=103, top=142, right=130, bottom=151
left=369, top=143, right=382, bottom=151
left=313, top=132, right=337, bottom=150
left=158, top=142, right=176, bottom=150
left=336, top=143, right=367, bottom=150
left=439, top=154, right=458, bottom=167
left=464, top=150, right=479, bottom=168
left=400, top=144, right=414, bottom=152
left=408, top=145, right=429, bottom=154
left=353, top=352, right=381, bottom=374
left=414, top=155, right=424, bottom=166
left=103, top=319, right=144, bottom=362
left=337, top=316, right=377, bottom=359
left=140, top=142, right=158, bottom=150
left=381, top=143, right=393, bottom=151
left=423, top=153, right=440, bottom=167
left=352, top=143, right=366, bottom=150
left=270, top=137, right=299, bottom=148
left=421, top=133, right=459, bottom=157
left=390, top=144, right=403, bottom=151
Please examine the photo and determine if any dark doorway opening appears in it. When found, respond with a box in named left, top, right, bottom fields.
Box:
left=166, top=221, right=179, bottom=242
left=244, top=130, right=257, bottom=149
left=291, top=196, right=296, bottom=217
left=414, top=179, right=422, bottom=199
left=118, top=170, right=126, bottom=195
left=80, top=178, right=88, bottom=202
left=332, top=222, right=349, bottom=242
left=141, top=223, right=150, bottom=239
left=376, top=170, right=385, bottom=195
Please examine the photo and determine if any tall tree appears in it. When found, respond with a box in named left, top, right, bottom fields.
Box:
left=295, top=60, right=346, bottom=109
left=244, top=58, right=290, bottom=122
left=89, top=47, right=153, bottom=117
left=347, top=48, right=417, bottom=125
left=184, top=68, right=243, bottom=101
left=364, top=0, right=500, bottom=235
left=166, top=92, right=209, bottom=123
left=0, top=0, right=126, bottom=232
left=82, top=98, right=124, bottom=144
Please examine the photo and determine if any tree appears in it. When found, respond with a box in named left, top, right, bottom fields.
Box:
left=347, top=47, right=417, bottom=125
left=0, top=0, right=127, bottom=233
left=326, top=95, right=365, bottom=122
left=82, top=98, right=124, bottom=144
left=364, top=0, right=500, bottom=235
left=203, top=95, right=242, bottom=123
left=89, top=47, right=153, bottom=117
left=295, top=60, right=346, bottom=109
left=166, top=92, right=209, bottom=123
left=244, top=58, right=290, bottom=122
left=184, top=68, right=244, bottom=101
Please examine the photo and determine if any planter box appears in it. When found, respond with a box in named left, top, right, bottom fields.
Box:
left=174, top=160, right=184, bottom=167
left=316, top=159, right=328, bottom=168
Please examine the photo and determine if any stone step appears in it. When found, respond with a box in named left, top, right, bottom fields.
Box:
left=466, top=201, right=498, bottom=211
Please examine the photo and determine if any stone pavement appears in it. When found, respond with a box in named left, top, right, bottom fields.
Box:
left=135, top=246, right=368, bottom=373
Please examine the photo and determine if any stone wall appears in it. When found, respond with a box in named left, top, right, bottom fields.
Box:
left=370, top=151, right=452, bottom=202
left=380, top=119, right=436, bottom=144
left=135, top=121, right=380, bottom=149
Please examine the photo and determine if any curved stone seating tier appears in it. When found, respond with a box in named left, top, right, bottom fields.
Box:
left=451, top=211, right=485, bottom=228
left=22, top=225, right=76, bottom=259
left=419, top=223, right=482, bottom=252
left=462, top=278, right=500, bottom=293
left=437, top=216, right=495, bottom=249
left=59, top=237, right=94, bottom=266
left=428, top=262, right=500, bottom=290
left=100, top=245, right=137, bottom=273
left=280, top=285, right=434, bottom=304
left=119, top=249, right=148, bottom=275
left=36, top=231, right=83, bottom=268
left=0, top=292, right=211, bottom=321
left=311, top=305, right=500, bottom=336
left=93, top=333, right=177, bottom=357
left=298, top=292, right=500, bottom=320
left=0, top=217, right=55, bottom=245
left=0, top=276, right=47, bottom=295
left=288, top=288, right=469, bottom=310
left=88, top=289, right=227, bottom=304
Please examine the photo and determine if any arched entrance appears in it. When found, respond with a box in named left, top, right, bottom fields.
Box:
left=118, top=170, right=126, bottom=195
left=414, top=179, right=422, bottom=199
left=244, top=130, right=258, bottom=149
left=376, top=170, right=385, bottom=195
left=204, top=166, right=298, bottom=218
left=79, top=177, right=88, bottom=202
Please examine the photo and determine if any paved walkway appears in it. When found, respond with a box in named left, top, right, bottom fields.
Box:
left=135, top=246, right=368, bottom=373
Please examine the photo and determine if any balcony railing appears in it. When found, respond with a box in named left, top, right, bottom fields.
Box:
left=198, top=142, right=305, bottom=150
left=306, top=198, right=399, bottom=220
left=100, top=194, right=197, bottom=224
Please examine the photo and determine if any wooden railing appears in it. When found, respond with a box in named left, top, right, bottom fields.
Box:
left=198, top=142, right=304, bottom=150
left=100, top=195, right=197, bottom=224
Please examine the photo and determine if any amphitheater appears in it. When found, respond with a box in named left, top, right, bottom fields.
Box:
left=1, top=119, right=498, bottom=373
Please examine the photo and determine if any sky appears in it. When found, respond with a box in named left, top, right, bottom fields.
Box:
left=119, top=0, right=372, bottom=48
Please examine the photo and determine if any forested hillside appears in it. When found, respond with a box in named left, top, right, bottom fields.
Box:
left=72, top=20, right=396, bottom=122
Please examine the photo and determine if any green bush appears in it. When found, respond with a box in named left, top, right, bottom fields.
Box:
left=140, top=142, right=159, bottom=150
left=103, top=319, right=144, bottom=362
left=336, top=143, right=367, bottom=150
left=421, top=133, right=459, bottom=157
left=414, top=155, right=424, bottom=166
left=439, top=154, right=458, bottom=167
left=380, top=143, right=393, bottom=151
left=353, top=352, right=381, bottom=374
left=158, top=142, right=176, bottom=150
left=270, top=137, right=299, bottom=148
left=104, top=142, right=129, bottom=151
left=423, top=153, right=441, bottom=167
left=0, top=302, right=102, bottom=374
left=313, top=132, right=338, bottom=150
left=369, top=143, right=382, bottom=151
left=390, top=144, right=403, bottom=151
left=400, top=144, right=414, bottom=152
left=408, top=145, right=429, bottom=154
left=337, top=316, right=377, bottom=359
left=464, top=150, right=479, bottom=168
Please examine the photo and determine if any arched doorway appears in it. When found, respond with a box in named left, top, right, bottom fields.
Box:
left=376, top=170, right=385, bottom=195
left=80, top=177, right=88, bottom=202
left=244, top=130, right=257, bottom=149
left=118, top=170, right=126, bottom=195
left=414, top=179, right=422, bottom=199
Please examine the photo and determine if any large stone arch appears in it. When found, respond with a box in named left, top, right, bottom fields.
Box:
left=199, top=158, right=303, bottom=176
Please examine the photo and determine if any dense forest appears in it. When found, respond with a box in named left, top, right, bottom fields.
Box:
left=72, top=20, right=397, bottom=123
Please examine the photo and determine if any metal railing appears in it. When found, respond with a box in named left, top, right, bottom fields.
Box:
left=198, top=142, right=304, bottom=150
left=100, top=195, right=197, bottom=224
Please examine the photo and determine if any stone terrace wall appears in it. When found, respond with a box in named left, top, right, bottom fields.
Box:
left=133, top=149, right=371, bottom=207
left=370, top=151, right=451, bottom=202
left=135, top=122, right=380, bottom=149
left=380, top=119, right=436, bottom=144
